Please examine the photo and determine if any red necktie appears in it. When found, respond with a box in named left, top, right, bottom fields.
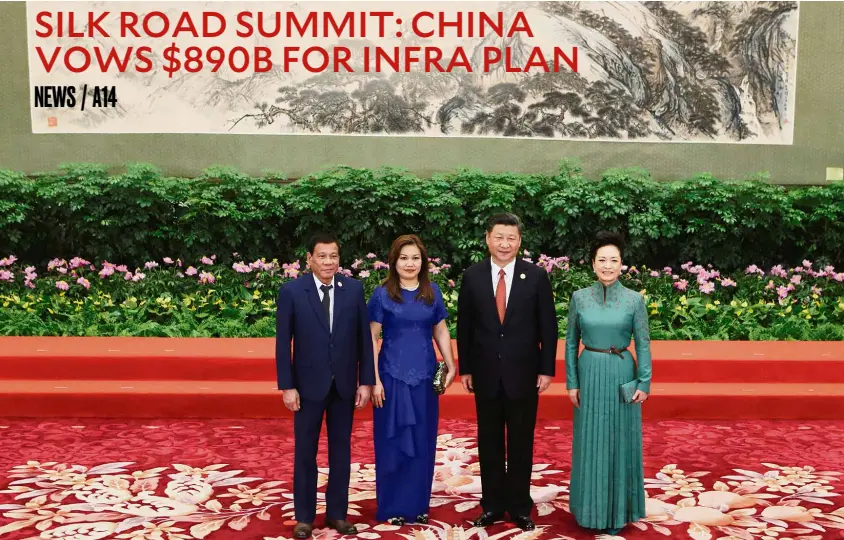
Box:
left=496, top=268, right=506, bottom=323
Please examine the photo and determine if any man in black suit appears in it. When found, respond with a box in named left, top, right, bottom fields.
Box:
left=276, top=233, right=375, bottom=539
left=456, top=213, right=558, bottom=531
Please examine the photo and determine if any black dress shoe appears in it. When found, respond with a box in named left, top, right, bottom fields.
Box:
left=473, top=511, right=505, bottom=527
left=415, top=514, right=429, bottom=524
left=513, top=516, right=535, bottom=531
left=293, top=523, right=313, bottom=539
left=325, top=519, right=357, bottom=534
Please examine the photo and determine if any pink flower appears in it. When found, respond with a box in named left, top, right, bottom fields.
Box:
left=699, top=282, right=715, bottom=294
left=185, top=266, right=198, bottom=276
left=99, top=267, right=115, bottom=278
left=116, top=265, right=128, bottom=273
left=374, top=261, right=389, bottom=270
left=198, top=271, right=215, bottom=284
left=811, top=286, right=822, bottom=295
left=69, top=257, right=90, bottom=269
left=720, top=278, right=736, bottom=287
left=163, top=257, right=174, bottom=264
left=448, top=280, right=456, bottom=287
left=359, top=270, right=370, bottom=278
left=770, top=265, right=787, bottom=278
left=132, top=272, right=146, bottom=282
left=790, top=275, right=802, bottom=285
left=777, top=286, right=789, bottom=299
left=650, top=271, right=660, bottom=277
left=673, top=280, right=688, bottom=291
left=0, top=255, right=17, bottom=267
left=76, top=277, right=91, bottom=289
left=144, top=261, right=159, bottom=270
left=232, top=262, right=251, bottom=273
left=55, top=281, right=69, bottom=291
left=351, top=259, right=363, bottom=270
left=803, top=260, right=812, bottom=268
left=249, top=261, right=264, bottom=271
left=0, top=270, right=13, bottom=282
left=366, top=253, right=377, bottom=259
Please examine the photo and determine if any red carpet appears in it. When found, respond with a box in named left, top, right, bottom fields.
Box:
left=1, top=337, right=843, bottom=420
left=0, top=418, right=841, bottom=540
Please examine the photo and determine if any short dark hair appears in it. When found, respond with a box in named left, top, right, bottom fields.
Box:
left=486, top=212, right=523, bottom=234
left=307, top=232, right=339, bottom=254
left=590, top=231, right=626, bottom=261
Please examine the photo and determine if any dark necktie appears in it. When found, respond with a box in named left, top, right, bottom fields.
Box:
left=320, top=284, right=332, bottom=329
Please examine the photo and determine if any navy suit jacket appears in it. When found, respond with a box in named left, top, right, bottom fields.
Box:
left=275, top=272, right=376, bottom=401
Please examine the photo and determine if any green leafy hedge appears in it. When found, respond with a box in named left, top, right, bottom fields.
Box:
left=2, top=160, right=843, bottom=273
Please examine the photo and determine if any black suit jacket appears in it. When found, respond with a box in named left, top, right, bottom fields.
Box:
left=456, top=257, right=558, bottom=398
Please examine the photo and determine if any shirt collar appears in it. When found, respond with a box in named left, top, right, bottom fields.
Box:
left=313, top=273, right=335, bottom=290
left=492, top=258, right=517, bottom=276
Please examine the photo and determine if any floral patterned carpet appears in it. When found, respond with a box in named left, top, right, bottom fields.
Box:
left=0, top=419, right=841, bottom=540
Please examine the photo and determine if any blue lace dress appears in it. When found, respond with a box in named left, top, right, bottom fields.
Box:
left=368, top=283, right=448, bottom=521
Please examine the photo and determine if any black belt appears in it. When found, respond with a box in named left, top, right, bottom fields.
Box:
left=583, top=345, right=628, bottom=358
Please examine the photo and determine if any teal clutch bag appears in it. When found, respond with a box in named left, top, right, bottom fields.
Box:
left=620, top=380, right=639, bottom=403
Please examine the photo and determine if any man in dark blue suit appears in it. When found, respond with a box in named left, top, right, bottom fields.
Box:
left=276, top=233, right=375, bottom=539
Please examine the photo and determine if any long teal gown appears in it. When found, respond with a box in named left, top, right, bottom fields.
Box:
left=564, top=280, right=653, bottom=530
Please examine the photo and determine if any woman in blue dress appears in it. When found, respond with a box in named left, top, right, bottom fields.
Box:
left=368, top=234, right=457, bottom=525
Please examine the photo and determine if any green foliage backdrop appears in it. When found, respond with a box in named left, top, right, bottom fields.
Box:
left=1, top=160, right=843, bottom=273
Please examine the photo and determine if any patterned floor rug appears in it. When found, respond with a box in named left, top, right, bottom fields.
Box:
left=0, top=418, right=841, bottom=540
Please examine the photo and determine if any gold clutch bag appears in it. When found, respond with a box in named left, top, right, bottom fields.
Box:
left=433, top=362, right=447, bottom=395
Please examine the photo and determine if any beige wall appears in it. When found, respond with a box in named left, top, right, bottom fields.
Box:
left=1, top=1, right=842, bottom=184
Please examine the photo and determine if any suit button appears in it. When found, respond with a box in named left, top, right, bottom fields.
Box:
left=500, top=333, right=504, bottom=337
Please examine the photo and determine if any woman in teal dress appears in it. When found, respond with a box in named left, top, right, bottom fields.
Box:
left=564, top=231, right=653, bottom=535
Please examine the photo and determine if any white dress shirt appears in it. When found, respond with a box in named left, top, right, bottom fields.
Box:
left=313, top=273, right=335, bottom=331
left=491, top=258, right=516, bottom=306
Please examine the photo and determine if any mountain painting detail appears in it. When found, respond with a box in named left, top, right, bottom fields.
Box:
left=26, top=1, right=799, bottom=144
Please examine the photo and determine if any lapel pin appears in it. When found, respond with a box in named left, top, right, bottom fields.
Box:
left=520, top=273, right=526, bottom=279
left=337, top=281, right=342, bottom=287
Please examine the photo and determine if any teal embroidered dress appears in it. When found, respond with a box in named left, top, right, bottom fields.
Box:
left=564, top=280, right=653, bottom=530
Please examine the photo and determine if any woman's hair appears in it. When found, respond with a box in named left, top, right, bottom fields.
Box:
left=384, top=234, right=435, bottom=304
left=589, top=231, right=626, bottom=262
